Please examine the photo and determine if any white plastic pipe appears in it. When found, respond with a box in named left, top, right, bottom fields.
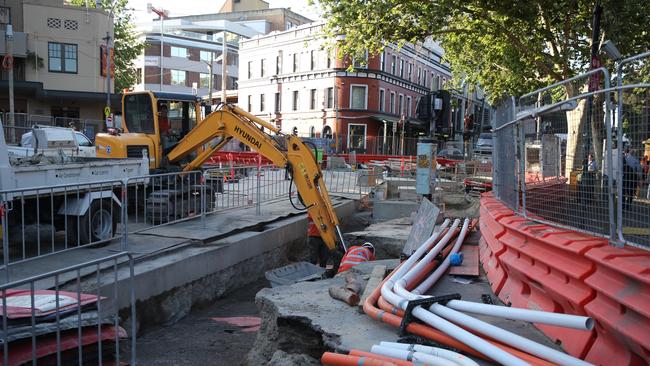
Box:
left=445, top=300, right=594, bottom=330
left=413, top=219, right=471, bottom=295
left=429, top=303, right=594, bottom=366
left=379, top=341, right=479, bottom=366
left=370, top=344, right=459, bottom=366
left=395, top=219, right=461, bottom=293
left=381, top=276, right=530, bottom=366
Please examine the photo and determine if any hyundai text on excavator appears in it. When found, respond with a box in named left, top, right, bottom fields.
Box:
left=95, top=91, right=346, bottom=253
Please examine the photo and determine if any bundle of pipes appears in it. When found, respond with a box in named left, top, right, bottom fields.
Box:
left=343, top=218, right=595, bottom=366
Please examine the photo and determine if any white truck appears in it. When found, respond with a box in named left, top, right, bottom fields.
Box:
left=1, top=122, right=149, bottom=246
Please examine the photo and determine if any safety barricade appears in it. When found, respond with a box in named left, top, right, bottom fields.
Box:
left=480, top=192, right=650, bottom=364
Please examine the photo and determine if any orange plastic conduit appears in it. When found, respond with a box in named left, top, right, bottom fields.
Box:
left=363, top=249, right=557, bottom=365
left=349, top=350, right=417, bottom=366
left=321, top=352, right=399, bottom=366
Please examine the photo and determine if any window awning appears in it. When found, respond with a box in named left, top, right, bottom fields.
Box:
left=369, top=115, right=400, bottom=124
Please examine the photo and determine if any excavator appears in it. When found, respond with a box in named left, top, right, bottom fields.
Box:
left=95, top=91, right=346, bottom=253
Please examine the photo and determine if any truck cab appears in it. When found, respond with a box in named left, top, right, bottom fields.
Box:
left=95, top=91, right=202, bottom=172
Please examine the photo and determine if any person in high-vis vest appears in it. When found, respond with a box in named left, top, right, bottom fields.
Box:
left=337, top=243, right=376, bottom=273
left=308, top=214, right=330, bottom=267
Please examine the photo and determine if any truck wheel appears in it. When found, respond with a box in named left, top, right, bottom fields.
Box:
left=68, top=200, right=118, bottom=245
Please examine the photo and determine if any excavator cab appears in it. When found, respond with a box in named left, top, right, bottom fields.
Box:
left=95, top=91, right=202, bottom=172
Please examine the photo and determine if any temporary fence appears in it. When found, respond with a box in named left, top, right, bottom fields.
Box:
left=1, top=180, right=126, bottom=268
left=1, top=114, right=106, bottom=145
left=492, top=52, right=650, bottom=249
left=0, top=252, right=136, bottom=366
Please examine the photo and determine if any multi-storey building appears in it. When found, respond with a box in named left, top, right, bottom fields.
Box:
left=238, top=22, right=452, bottom=154
left=133, top=0, right=312, bottom=102
left=0, top=0, right=115, bottom=131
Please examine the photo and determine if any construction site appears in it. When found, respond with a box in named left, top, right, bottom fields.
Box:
left=1, top=0, right=650, bottom=364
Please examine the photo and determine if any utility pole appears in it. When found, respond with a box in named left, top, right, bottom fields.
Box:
left=104, top=32, right=111, bottom=110
left=221, top=31, right=227, bottom=103
left=6, top=25, right=14, bottom=137
left=208, top=51, right=213, bottom=107
left=148, top=4, right=166, bottom=91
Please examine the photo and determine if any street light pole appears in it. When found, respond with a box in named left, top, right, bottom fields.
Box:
left=104, top=32, right=111, bottom=109
left=148, top=4, right=167, bottom=91
left=221, top=31, right=227, bottom=103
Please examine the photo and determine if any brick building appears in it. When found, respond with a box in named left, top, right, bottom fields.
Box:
left=237, top=22, right=452, bottom=154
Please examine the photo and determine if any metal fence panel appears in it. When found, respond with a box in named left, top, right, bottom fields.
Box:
left=492, top=97, right=518, bottom=210
left=1, top=180, right=126, bottom=268
left=0, top=252, right=136, bottom=365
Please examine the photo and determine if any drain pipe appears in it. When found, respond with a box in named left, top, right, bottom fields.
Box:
left=444, top=300, right=594, bottom=331
left=370, top=345, right=458, bottom=366
left=379, top=341, right=479, bottom=366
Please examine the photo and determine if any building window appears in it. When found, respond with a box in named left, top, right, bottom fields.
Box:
left=292, top=90, right=299, bottom=111
left=260, top=94, right=265, bottom=112
left=310, top=89, right=317, bottom=110
left=390, top=92, right=395, bottom=114
left=247, top=61, right=253, bottom=79
left=309, top=126, right=316, bottom=138
left=350, top=85, right=368, bottom=109
left=423, top=71, right=427, bottom=87
left=325, top=87, right=334, bottom=109
left=247, top=95, right=252, bottom=112
left=399, top=59, right=404, bottom=78
left=391, top=55, right=396, bottom=74
left=417, top=67, right=421, bottom=84
left=48, top=42, right=77, bottom=73
left=348, top=124, right=366, bottom=150
left=310, top=50, right=316, bottom=70
left=200, top=73, right=210, bottom=88
left=379, top=89, right=385, bottom=112
left=434, top=74, right=441, bottom=91
left=326, top=51, right=332, bottom=68
left=407, top=96, right=412, bottom=117
left=353, top=50, right=368, bottom=68
left=275, top=92, right=281, bottom=112
left=276, top=55, right=282, bottom=75
left=171, top=70, right=186, bottom=85
left=286, top=21, right=295, bottom=29
left=407, top=63, right=412, bottom=80
left=398, top=94, right=404, bottom=116
left=170, top=46, right=187, bottom=58
left=292, top=53, right=298, bottom=72
left=200, top=50, right=212, bottom=62
left=261, top=58, right=267, bottom=77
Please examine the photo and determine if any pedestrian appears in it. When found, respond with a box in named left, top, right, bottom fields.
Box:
left=623, top=149, right=640, bottom=209
left=307, top=214, right=329, bottom=268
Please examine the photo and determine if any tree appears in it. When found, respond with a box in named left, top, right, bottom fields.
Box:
left=316, top=0, right=650, bottom=172
left=69, top=0, right=145, bottom=91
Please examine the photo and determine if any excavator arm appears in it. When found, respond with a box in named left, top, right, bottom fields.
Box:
left=166, top=104, right=346, bottom=252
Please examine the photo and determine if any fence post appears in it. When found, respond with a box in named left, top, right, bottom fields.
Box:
left=1, top=196, right=9, bottom=283
left=121, top=180, right=129, bottom=251
left=518, top=122, right=527, bottom=216
left=201, top=172, right=207, bottom=229
left=256, top=156, right=261, bottom=215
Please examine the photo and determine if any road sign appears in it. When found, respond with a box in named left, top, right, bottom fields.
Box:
left=104, top=106, right=111, bottom=117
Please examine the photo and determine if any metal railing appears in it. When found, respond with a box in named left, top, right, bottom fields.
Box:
left=1, top=252, right=136, bottom=365
left=1, top=180, right=126, bottom=268
left=1, top=114, right=106, bottom=144
left=492, top=53, right=650, bottom=249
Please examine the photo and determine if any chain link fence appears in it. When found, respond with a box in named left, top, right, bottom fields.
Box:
left=492, top=53, right=650, bottom=249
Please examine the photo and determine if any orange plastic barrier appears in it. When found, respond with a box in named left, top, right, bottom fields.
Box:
left=479, top=193, right=650, bottom=365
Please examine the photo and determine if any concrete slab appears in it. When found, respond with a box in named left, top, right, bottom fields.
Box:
left=373, top=200, right=419, bottom=221
left=344, top=218, right=412, bottom=258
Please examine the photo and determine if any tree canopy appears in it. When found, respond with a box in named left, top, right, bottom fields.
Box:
left=70, top=0, right=145, bottom=92
left=316, top=0, right=650, bottom=102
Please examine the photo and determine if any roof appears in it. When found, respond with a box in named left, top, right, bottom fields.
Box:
left=151, top=91, right=200, bottom=102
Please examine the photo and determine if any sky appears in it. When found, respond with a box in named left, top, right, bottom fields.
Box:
left=127, top=0, right=323, bottom=23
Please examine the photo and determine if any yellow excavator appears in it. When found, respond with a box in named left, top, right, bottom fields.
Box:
left=95, top=91, right=346, bottom=252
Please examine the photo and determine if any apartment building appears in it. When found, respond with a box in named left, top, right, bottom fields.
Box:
left=0, top=0, right=115, bottom=128
left=238, top=22, right=452, bottom=153
left=133, top=0, right=312, bottom=102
